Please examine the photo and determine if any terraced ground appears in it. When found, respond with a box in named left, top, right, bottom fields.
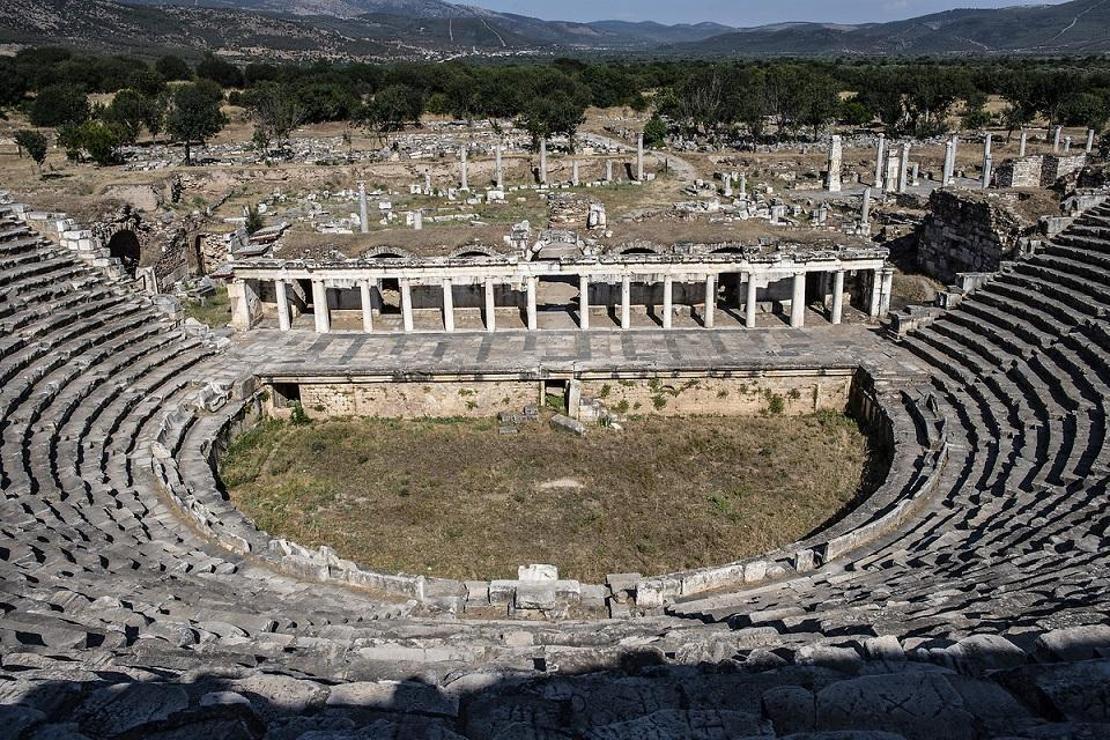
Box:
left=0, top=191, right=1107, bottom=738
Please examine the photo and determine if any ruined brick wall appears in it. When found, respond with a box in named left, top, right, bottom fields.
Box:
left=581, top=375, right=853, bottom=417
left=995, top=156, right=1043, bottom=188
left=294, top=380, right=539, bottom=419
left=917, top=189, right=1037, bottom=283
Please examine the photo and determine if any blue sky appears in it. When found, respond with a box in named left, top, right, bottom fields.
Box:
left=475, top=0, right=1071, bottom=26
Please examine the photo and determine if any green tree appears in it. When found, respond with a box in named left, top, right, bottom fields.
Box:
left=155, top=55, right=192, bottom=82
left=243, top=83, right=305, bottom=156
left=13, top=130, right=47, bottom=173
left=57, top=121, right=126, bottom=165
left=1060, top=92, right=1109, bottom=131
left=196, top=54, right=244, bottom=89
left=106, top=89, right=153, bottom=144
left=29, top=84, right=90, bottom=128
left=166, top=81, right=228, bottom=164
left=360, top=84, right=424, bottom=140
left=643, top=114, right=668, bottom=148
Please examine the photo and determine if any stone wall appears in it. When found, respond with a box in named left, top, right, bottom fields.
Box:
left=994, top=156, right=1043, bottom=188
left=581, top=374, right=853, bottom=417
left=917, top=189, right=1040, bottom=282
left=294, top=380, right=540, bottom=419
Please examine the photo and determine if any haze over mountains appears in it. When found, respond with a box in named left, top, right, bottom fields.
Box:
left=1, top=0, right=1107, bottom=59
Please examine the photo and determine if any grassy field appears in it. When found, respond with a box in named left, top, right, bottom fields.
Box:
left=183, top=285, right=231, bottom=328
left=221, top=412, right=869, bottom=582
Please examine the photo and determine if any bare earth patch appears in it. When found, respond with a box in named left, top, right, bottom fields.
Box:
left=221, top=413, right=869, bottom=582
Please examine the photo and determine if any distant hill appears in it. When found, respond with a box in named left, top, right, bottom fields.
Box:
left=673, top=0, right=1110, bottom=56
left=1, top=0, right=1107, bottom=60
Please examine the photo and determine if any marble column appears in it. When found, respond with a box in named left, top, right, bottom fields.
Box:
left=400, top=280, right=414, bottom=333
left=637, top=132, right=645, bottom=181
left=861, top=187, right=872, bottom=232
left=869, top=270, right=882, bottom=318
left=703, top=274, right=716, bottom=329
left=311, top=280, right=330, bottom=334
left=572, top=160, right=580, bottom=186
left=1064, top=136, right=1072, bottom=154
left=579, top=274, right=590, bottom=330
left=898, top=142, right=911, bottom=192
left=275, top=279, right=291, bottom=331
left=620, top=276, right=631, bottom=330
left=359, top=280, right=373, bottom=333
left=539, top=138, right=548, bottom=186
left=874, top=133, right=886, bottom=189
left=358, top=181, right=369, bottom=235
left=459, top=146, right=469, bottom=191
left=745, top=274, right=758, bottom=329
left=1087, top=128, right=1096, bottom=154
left=1053, top=125, right=1063, bottom=152
left=526, top=277, right=538, bottom=331
left=442, top=278, right=455, bottom=332
left=879, top=268, right=894, bottom=316
left=1019, top=129, right=1028, bottom=157
left=484, top=279, right=496, bottom=333
left=827, top=134, right=842, bottom=192
left=830, top=270, right=845, bottom=325
left=495, top=143, right=504, bottom=190
left=662, top=276, right=673, bottom=329
left=790, top=272, right=806, bottom=328
left=606, top=159, right=613, bottom=183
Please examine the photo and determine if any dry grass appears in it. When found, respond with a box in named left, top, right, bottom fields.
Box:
left=222, top=412, right=868, bottom=582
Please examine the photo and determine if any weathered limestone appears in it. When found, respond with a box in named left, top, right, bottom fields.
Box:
left=826, top=135, right=842, bottom=193
left=1086, top=128, right=1096, bottom=154
left=1019, top=129, right=1028, bottom=157
left=745, top=273, right=758, bottom=328
left=495, top=143, right=504, bottom=190
left=898, top=142, right=911, bottom=193
left=860, top=187, right=872, bottom=234
left=982, top=133, right=993, bottom=189
left=400, top=279, right=414, bottom=332
left=572, top=160, right=580, bottom=187
left=1052, top=125, right=1063, bottom=152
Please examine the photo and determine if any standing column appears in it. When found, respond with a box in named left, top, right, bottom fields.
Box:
left=745, top=273, right=758, bottom=329
left=311, top=280, right=330, bottom=334
left=636, top=132, right=645, bottom=182
left=539, top=138, right=548, bottom=186
left=869, top=270, right=883, bottom=318
left=526, top=276, right=538, bottom=331
left=1053, top=125, right=1063, bottom=152
left=495, top=143, right=504, bottom=190
left=572, top=160, right=580, bottom=187
left=662, top=276, right=673, bottom=330
left=879, top=268, right=894, bottom=316
left=400, top=279, right=414, bottom=333
left=826, top=134, right=842, bottom=192
left=898, top=142, right=911, bottom=192
left=703, top=274, right=716, bottom=329
left=1064, top=136, right=1073, bottom=154
left=578, top=274, right=590, bottom=330
left=790, top=272, right=806, bottom=328
left=620, top=276, right=631, bottom=330
left=830, top=270, right=845, bottom=325
left=942, top=139, right=954, bottom=186
left=358, top=181, right=369, bottom=235
left=442, top=278, right=454, bottom=333
left=874, top=133, right=886, bottom=189
left=1019, top=129, right=1028, bottom=157
left=605, top=159, right=613, bottom=183
left=1086, top=128, right=1096, bottom=154
left=275, top=279, right=291, bottom=331
left=459, top=146, right=469, bottom=191
left=861, top=187, right=873, bottom=233
left=982, top=133, right=993, bottom=189
left=359, top=280, right=373, bottom=334
left=484, top=279, right=496, bottom=333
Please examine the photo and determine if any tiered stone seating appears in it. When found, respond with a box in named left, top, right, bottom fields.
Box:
left=0, top=193, right=1107, bottom=738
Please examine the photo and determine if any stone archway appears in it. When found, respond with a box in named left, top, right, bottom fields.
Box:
left=106, top=230, right=142, bottom=275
